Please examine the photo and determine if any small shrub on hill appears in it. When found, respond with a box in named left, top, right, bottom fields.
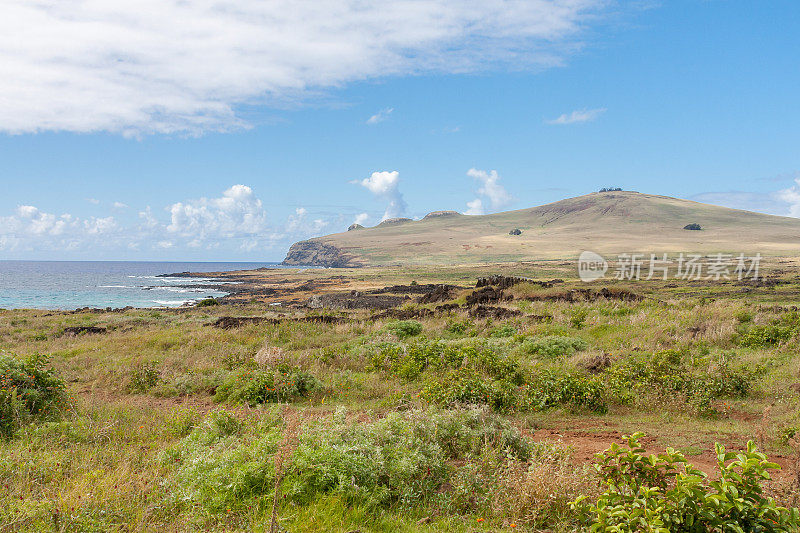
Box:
left=161, top=410, right=280, bottom=518
left=572, top=432, right=800, bottom=531
left=736, top=312, right=800, bottom=348
left=385, top=320, right=423, bottom=339
left=522, top=335, right=588, bottom=358
left=285, top=407, right=531, bottom=509
left=605, top=350, right=759, bottom=416
left=0, top=353, right=65, bottom=438
left=214, top=364, right=322, bottom=405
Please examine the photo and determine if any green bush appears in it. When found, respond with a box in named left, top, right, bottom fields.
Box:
left=570, top=309, right=589, bottom=329
left=129, top=360, right=161, bottom=392
left=489, top=324, right=517, bottom=338
left=604, top=350, right=760, bottom=416
left=161, top=410, right=280, bottom=518
left=195, top=298, right=219, bottom=307
left=738, top=312, right=800, bottom=347
left=214, top=364, right=322, bottom=406
left=285, top=407, right=531, bottom=509
left=0, top=353, right=65, bottom=438
left=522, top=336, right=588, bottom=358
left=385, top=320, right=423, bottom=339
left=445, top=319, right=472, bottom=335
left=573, top=432, right=800, bottom=531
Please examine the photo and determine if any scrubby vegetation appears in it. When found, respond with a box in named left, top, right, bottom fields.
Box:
left=0, top=352, right=65, bottom=438
left=3, top=261, right=800, bottom=531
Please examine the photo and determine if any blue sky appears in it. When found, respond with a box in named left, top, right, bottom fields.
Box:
left=1, top=0, right=799, bottom=261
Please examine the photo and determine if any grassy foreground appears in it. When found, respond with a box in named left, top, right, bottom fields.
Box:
left=3, top=262, right=800, bottom=531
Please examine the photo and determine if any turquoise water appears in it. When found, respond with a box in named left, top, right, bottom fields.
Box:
left=0, top=261, right=284, bottom=310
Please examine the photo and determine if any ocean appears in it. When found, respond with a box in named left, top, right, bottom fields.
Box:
left=0, top=261, right=286, bottom=310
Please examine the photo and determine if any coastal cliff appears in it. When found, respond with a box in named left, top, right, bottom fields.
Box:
left=282, top=240, right=359, bottom=268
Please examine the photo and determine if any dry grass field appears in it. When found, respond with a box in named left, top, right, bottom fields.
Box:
left=4, top=258, right=800, bottom=531
left=285, top=191, right=800, bottom=267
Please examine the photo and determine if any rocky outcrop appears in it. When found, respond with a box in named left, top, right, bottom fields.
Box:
left=348, top=223, right=364, bottom=231
left=422, top=210, right=460, bottom=220
left=282, top=240, right=358, bottom=268
left=377, top=217, right=412, bottom=226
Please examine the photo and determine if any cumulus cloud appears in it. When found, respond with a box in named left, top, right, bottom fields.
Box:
left=466, top=168, right=513, bottom=213
left=366, top=108, right=394, bottom=125
left=286, top=207, right=329, bottom=234
left=113, top=202, right=128, bottom=209
left=546, top=107, right=606, bottom=125
left=778, top=178, right=800, bottom=217
left=355, top=171, right=407, bottom=220
left=0, top=0, right=608, bottom=136
left=465, top=198, right=484, bottom=216
left=353, top=212, right=369, bottom=225
left=0, top=184, right=344, bottom=256
left=166, top=184, right=268, bottom=242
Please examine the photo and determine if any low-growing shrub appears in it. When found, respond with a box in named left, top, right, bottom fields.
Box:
left=129, top=360, right=161, bottom=392
left=738, top=312, right=800, bottom=347
left=285, top=407, right=531, bottom=509
left=445, top=319, right=472, bottom=335
left=161, top=410, right=280, bottom=518
left=214, top=364, right=322, bottom=405
left=572, top=432, right=800, bottom=531
left=604, top=350, right=760, bottom=416
left=489, top=324, right=517, bottom=338
left=0, top=353, right=65, bottom=438
left=385, top=320, right=423, bottom=339
left=522, top=336, right=588, bottom=358
left=195, top=298, right=219, bottom=307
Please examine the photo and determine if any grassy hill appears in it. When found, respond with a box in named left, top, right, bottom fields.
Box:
left=283, top=191, right=800, bottom=266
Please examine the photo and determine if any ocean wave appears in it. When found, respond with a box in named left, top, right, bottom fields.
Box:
left=152, top=299, right=192, bottom=306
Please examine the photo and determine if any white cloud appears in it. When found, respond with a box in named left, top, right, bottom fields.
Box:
left=366, top=107, right=394, bottom=125
left=286, top=207, right=329, bottom=234
left=355, top=170, right=407, bottom=220
left=86, top=198, right=100, bottom=205
left=466, top=168, right=513, bottom=212
left=546, top=107, right=606, bottom=125
left=83, top=216, right=117, bottom=235
left=778, top=178, right=800, bottom=217
left=113, top=201, right=128, bottom=209
left=465, top=198, right=484, bottom=215
left=166, top=184, right=268, bottom=242
left=0, top=184, right=346, bottom=256
left=353, top=212, right=369, bottom=225
left=0, top=1, right=608, bottom=136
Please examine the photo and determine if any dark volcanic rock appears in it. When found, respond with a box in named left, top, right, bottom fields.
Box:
left=62, top=326, right=107, bottom=336
left=417, top=284, right=456, bottom=304
left=466, top=286, right=512, bottom=306
left=347, top=223, right=364, bottom=231
left=468, top=306, right=520, bottom=319
left=476, top=275, right=528, bottom=289
left=213, top=316, right=279, bottom=329
left=509, top=228, right=522, bottom=235
left=282, top=240, right=357, bottom=268
left=524, top=287, right=641, bottom=302
left=372, top=308, right=435, bottom=320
